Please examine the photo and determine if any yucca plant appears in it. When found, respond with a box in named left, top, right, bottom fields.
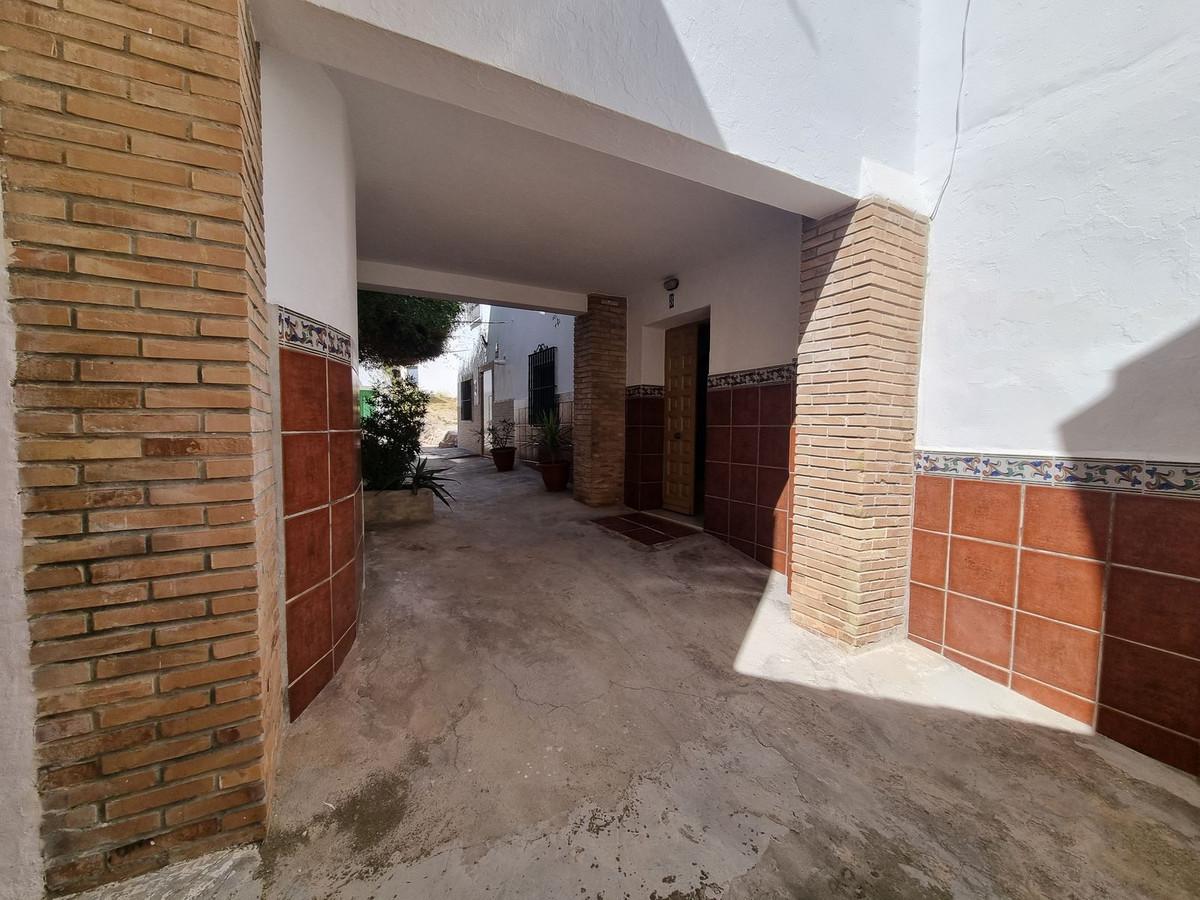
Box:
left=533, top=410, right=571, bottom=463
left=400, top=455, right=456, bottom=507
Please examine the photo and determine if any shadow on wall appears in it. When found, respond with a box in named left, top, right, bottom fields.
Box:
left=1058, top=323, right=1200, bottom=462
left=1055, top=321, right=1200, bottom=775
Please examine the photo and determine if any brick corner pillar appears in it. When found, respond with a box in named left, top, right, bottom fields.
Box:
left=572, top=294, right=626, bottom=506
left=790, top=198, right=929, bottom=648
left=0, top=0, right=282, bottom=892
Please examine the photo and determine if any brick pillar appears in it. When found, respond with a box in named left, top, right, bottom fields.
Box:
left=572, top=295, right=626, bottom=506
left=0, top=0, right=281, bottom=892
left=790, top=199, right=928, bottom=648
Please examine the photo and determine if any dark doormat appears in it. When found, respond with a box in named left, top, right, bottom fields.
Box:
left=594, top=512, right=703, bottom=547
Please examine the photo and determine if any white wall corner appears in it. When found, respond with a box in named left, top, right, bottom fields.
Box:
left=858, top=158, right=928, bottom=216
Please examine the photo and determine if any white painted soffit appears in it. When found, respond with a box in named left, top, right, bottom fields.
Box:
left=250, top=0, right=854, bottom=218
left=357, top=261, right=589, bottom=316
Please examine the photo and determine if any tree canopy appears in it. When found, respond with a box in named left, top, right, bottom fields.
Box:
left=357, top=291, right=462, bottom=369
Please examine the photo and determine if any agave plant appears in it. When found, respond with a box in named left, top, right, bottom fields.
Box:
left=400, top=454, right=456, bottom=507
left=533, top=410, right=571, bottom=463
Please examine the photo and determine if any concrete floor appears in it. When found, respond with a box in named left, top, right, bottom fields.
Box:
left=75, top=452, right=1200, bottom=899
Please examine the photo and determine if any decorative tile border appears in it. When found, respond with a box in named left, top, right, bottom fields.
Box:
left=278, top=306, right=353, bottom=363
left=707, top=362, right=796, bottom=390
left=915, top=451, right=1200, bottom=496
left=625, top=384, right=664, bottom=398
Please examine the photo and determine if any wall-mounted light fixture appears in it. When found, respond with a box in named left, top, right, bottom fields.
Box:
left=664, top=276, right=680, bottom=309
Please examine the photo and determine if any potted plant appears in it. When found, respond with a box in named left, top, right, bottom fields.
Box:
left=361, top=373, right=454, bottom=525
left=532, top=410, right=571, bottom=492
left=485, top=418, right=516, bottom=471
left=363, top=452, right=455, bottom=525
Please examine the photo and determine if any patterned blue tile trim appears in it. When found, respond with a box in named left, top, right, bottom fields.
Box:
left=278, top=307, right=353, bottom=363
left=915, top=451, right=1200, bottom=496
left=707, top=362, right=796, bottom=390
left=625, top=384, right=664, bottom=398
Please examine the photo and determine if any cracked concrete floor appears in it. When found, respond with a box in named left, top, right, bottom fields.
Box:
left=76, top=452, right=1200, bottom=899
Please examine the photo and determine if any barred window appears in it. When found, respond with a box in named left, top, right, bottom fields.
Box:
left=528, top=344, right=556, bottom=424
left=459, top=379, right=473, bottom=420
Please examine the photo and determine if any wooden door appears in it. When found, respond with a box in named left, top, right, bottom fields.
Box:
left=663, top=323, right=699, bottom=514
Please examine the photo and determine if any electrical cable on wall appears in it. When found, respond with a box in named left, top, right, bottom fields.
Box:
left=930, top=0, right=972, bottom=220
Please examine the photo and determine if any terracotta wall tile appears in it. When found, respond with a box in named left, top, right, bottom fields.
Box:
left=758, top=383, right=793, bottom=426
left=330, top=496, right=356, bottom=571
left=909, top=474, right=1200, bottom=774
left=728, top=500, right=757, bottom=543
left=728, top=465, right=758, bottom=505
left=1112, top=494, right=1200, bottom=580
left=910, top=529, right=949, bottom=587
left=706, top=389, right=731, bottom=426
left=625, top=426, right=641, bottom=455
left=330, top=563, right=357, bottom=639
left=948, top=538, right=1017, bottom=605
left=1105, top=568, right=1200, bottom=660
left=327, top=361, right=355, bottom=430
left=1023, top=485, right=1109, bottom=559
left=756, top=506, right=788, bottom=551
left=706, top=461, right=730, bottom=499
left=729, top=427, right=758, bottom=465
left=287, top=653, right=333, bottom=719
left=1017, top=551, right=1104, bottom=629
left=943, top=646, right=1009, bottom=685
left=639, top=454, right=664, bottom=482
left=914, top=475, right=951, bottom=533
left=907, top=583, right=945, bottom=643
left=285, top=582, right=332, bottom=677
left=951, top=480, right=1020, bottom=544
left=731, top=386, right=759, bottom=426
left=1012, top=613, right=1100, bottom=698
left=706, top=426, right=730, bottom=462
left=1011, top=674, right=1095, bottom=725
left=1096, top=707, right=1199, bottom=777
left=329, top=431, right=361, bottom=500
left=281, top=433, right=329, bottom=516
left=1099, top=637, right=1200, bottom=738
left=704, top=497, right=729, bottom=536
left=757, top=427, right=790, bottom=469
left=280, top=348, right=327, bottom=432
left=756, top=466, right=790, bottom=510
left=333, top=625, right=357, bottom=672
left=284, top=507, right=330, bottom=599
left=944, top=593, right=1013, bottom=668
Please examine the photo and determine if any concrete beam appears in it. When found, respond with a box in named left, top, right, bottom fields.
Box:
left=357, top=260, right=589, bottom=315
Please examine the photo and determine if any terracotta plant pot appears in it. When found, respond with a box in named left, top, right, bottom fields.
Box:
left=539, top=461, right=569, bottom=492
left=491, top=447, right=516, bottom=472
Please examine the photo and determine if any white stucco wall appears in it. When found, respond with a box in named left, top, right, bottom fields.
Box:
left=0, top=184, right=45, bottom=900
left=490, top=309, right=574, bottom=410
left=627, top=223, right=802, bottom=385
left=259, top=0, right=921, bottom=209
left=262, top=47, right=358, bottom=348
left=914, top=1, right=1200, bottom=461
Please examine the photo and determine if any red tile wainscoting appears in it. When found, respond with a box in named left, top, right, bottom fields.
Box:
left=704, top=382, right=795, bottom=574
left=279, top=340, right=363, bottom=720
left=624, top=391, right=665, bottom=510
left=908, top=475, right=1200, bottom=775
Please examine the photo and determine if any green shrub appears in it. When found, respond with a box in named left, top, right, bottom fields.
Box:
left=358, top=291, right=462, bottom=368
left=361, top=373, right=429, bottom=490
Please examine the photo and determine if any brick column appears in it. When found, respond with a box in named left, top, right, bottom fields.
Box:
left=790, top=199, right=928, bottom=648
left=572, top=295, right=626, bottom=506
left=0, top=0, right=281, bottom=892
